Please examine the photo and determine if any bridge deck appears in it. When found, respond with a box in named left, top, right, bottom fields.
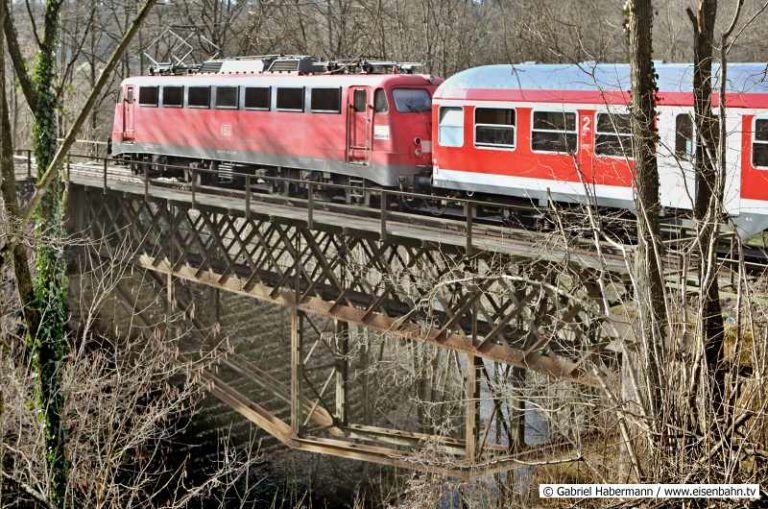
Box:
left=14, top=155, right=633, bottom=274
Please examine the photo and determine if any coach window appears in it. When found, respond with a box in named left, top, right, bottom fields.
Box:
left=215, top=86, right=238, bottom=109
left=753, top=118, right=768, bottom=168
left=675, top=113, right=694, bottom=160
left=374, top=89, right=389, bottom=113
left=244, top=87, right=270, bottom=110
left=474, top=108, right=515, bottom=149
left=276, top=87, right=304, bottom=112
left=161, top=86, right=183, bottom=107
left=595, top=113, right=633, bottom=157
left=531, top=111, right=577, bottom=153
left=438, top=107, right=464, bottom=148
left=188, top=86, right=211, bottom=108
left=138, top=86, right=158, bottom=107
left=310, top=88, right=341, bottom=113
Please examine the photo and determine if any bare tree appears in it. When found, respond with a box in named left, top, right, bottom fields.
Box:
left=626, top=0, right=666, bottom=478
left=687, top=0, right=728, bottom=421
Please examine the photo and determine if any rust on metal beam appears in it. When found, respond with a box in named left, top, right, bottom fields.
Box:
left=137, top=255, right=603, bottom=386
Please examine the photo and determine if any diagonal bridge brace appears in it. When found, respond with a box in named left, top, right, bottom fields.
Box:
left=137, top=254, right=604, bottom=386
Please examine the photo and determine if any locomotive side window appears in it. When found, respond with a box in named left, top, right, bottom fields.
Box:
left=531, top=111, right=577, bottom=153
left=188, top=86, right=211, bottom=108
left=215, top=86, right=238, bottom=109
left=474, top=108, right=515, bottom=149
left=138, top=86, right=159, bottom=107
left=277, top=87, right=305, bottom=112
left=310, top=88, right=341, bottom=113
left=161, top=86, right=183, bottom=107
left=595, top=113, right=633, bottom=158
left=438, top=107, right=464, bottom=148
left=753, top=118, right=768, bottom=168
left=675, top=113, right=694, bottom=160
left=374, top=89, right=389, bottom=113
left=392, top=89, right=431, bottom=113
left=244, top=87, right=270, bottom=110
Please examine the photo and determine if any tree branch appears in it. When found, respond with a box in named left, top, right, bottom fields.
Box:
left=0, top=0, right=38, bottom=332
left=685, top=6, right=697, bottom=27
left=2, top=0, right=38, bottom=112
left=23, top=0, right=41, bottom=47
left=20, top=0, right=157, bottom=227
left=1, top=471, right=57, bottom=509
left=722, top=0, right=744, bottom=39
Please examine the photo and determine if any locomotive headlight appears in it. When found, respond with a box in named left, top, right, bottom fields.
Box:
left=413, top=137, right=423, bottom=157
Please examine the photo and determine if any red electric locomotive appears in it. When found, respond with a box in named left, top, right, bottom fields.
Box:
left=111, top=56, right=440, bottom=190
left=432, top=62, right=768, bottom=237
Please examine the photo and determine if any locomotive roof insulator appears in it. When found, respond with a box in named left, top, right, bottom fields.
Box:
left=183, top=55, right=425, bottom=76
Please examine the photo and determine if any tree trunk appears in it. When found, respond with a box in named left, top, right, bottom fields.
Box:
left=29, top=2, right=69, bottom=506
left=0, top=0, right=38, bottom=341
left=688, top=0, right=726, bottom=417
left=628, top=0, right=666, bottom=438
left=3, top=1, right=156, bottom=505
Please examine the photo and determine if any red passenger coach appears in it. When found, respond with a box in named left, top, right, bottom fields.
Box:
left=111, top=56, right=439, bottom=189
left=432, top=63, right=768, bottom=237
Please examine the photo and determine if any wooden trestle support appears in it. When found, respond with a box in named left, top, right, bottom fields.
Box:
left=69, top=185, right=631, bottom=479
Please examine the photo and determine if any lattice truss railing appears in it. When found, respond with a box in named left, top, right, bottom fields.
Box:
left=75, top=188, right=628, bottom=384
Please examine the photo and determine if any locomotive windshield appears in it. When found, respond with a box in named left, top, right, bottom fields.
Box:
left=392, top=89, right=431, bottom=113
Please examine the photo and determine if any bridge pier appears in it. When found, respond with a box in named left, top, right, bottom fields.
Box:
left=334, top=319, right=349, bottom=426
left=464, top=353, right=480, bottom=461
left=290, top=308, right=303, bottom=438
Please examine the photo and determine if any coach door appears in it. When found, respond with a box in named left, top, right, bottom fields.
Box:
left=658, top=108, right=696, bottom=210
left=347, top=87, right=371, bottom=164
left=123, top=85, right=136, bottom=141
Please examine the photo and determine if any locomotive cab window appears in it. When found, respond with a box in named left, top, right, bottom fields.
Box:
left=188, top=86, right=211, bottom=108
left=675, top=113, right=694, bottom=160
left=310, top=88, right=341, bottom=113
left=595, top=113, right=633, bottom=158
left=161, top=86, right=183, bottom=107
left=753, top=118, right=768, bottom=168
left=438, top=107, right=464, bottom=148
left=277, top=87, right=305, bottom=112
left=215, top=86, right=238, bottom=109
left=474, top=108, right=515, bottom=149
left=374, top=89, right=389, bottom=113
left=392, top=89, right=431, bottom=113
left=138, top=86, right=159, bottom=107
left=244, top=87, right=270, bottom=110
left=531, top=111, right=577, bottom=153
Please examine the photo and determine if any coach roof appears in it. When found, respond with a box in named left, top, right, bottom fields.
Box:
left=435, top=62, right=768, bottom=99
